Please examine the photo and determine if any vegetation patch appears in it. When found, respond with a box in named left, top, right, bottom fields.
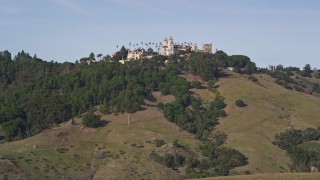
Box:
left=56, top=148, right=69, bottom=153
left=235, top=99, right=247, bottom=107
left=273, top=127, right=320, bottom=172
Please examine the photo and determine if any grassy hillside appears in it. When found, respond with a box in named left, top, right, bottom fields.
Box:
left=1, top=71, right=320, bottom=179
left=196, top=173, right=320, bottom=180
left=0, top=106, right=202, bottom=179
left=213, top=71, right=320, bottom=174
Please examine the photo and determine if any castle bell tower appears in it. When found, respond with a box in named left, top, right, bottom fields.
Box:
left=168, top=36, right=174, bottom=55
left=161, top=36, right=174, bottom=56
left=161, top=36, right=168, bottom=56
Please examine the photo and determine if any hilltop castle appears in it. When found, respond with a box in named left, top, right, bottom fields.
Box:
left=116, top=36, right=214, bottom=64
left=161, top=36, right=212, bottom=56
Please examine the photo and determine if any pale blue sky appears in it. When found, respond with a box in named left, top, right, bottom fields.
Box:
left=1, top=0, right=319, bottom=68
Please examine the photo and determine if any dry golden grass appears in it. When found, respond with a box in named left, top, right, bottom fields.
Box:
left=213, top=72, right=320, bottom=174
left=2, top=71, right=320, bottom=179
left=195, top=173, right=320, bottom=180
left=0, top=107, right=202, bottom=179
left=152, top=91, right=176, bottom=104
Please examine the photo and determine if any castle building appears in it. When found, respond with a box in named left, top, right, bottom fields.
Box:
left=203, top=43, right=212, bottom=53
left=127, top=49, right=144, bottom=60
left=161, top=36, right=174, bottom=56
left=161, top=36, right=212, bottom=56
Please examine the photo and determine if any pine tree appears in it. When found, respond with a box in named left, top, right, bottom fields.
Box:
left=71, top=118, right=75, bottom=125
left=100, top=97, right=110, bottom=115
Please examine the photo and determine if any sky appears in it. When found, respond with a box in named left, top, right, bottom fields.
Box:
left=1, top=0, right=320, bottom=68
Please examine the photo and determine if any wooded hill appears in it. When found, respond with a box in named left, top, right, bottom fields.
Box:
left=1, top=49, right=320, bottom=179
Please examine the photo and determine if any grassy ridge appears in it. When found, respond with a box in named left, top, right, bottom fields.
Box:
left=0, top=106, right=202, bottom=179
left=1, top=71, right=320, bottom=179
left=214, top=72, right=320, bottom=174
left=196, top=173, right=320, bottom=180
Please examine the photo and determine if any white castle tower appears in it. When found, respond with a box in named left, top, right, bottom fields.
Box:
left=161, top=36, right=174, bottom=56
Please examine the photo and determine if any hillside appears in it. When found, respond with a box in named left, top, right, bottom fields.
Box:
left=0, top=106, right=202, bottom=179
left=1, top=50, right=320, bottom=179
left=1, top=70, right=320, bottom=179
left=197, top=173, right=320, bottom=180
left=212, top=71, right=320, bottom=174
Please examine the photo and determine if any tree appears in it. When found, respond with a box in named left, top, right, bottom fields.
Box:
left=164, top=154, right=175, bottom=168
left=207, top=79, right=217, bottom=91
left=235, top=99, right=246, bottom=107
left=276, top=64, right=284, bottom=71
left=89, top=52, right=95, bottom=60
left=100, top=98, right=110, bottom=114
left=1, top=50, right=12, bottom=61
left=302, top=64, right=312, bottom=77
left=244, top=62, right=257, bottom=75
left=147, top=47, right=154, bottom=55
left=82, top=110, right=101, bottom=128
left=71, top=118, right=75, bottom=125
left=192, top=80, right=201, bottom=89
left=97, top=54, right=103, bottom=61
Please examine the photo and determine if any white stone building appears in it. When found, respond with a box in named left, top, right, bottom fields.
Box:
left=161, top=36, right=213, bottom=56
left=161, top=36, right=174, bottom=56
left=127, top=49, right=144, bottom=60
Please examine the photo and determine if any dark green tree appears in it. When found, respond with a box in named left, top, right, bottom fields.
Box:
left=235, top=99, right=246, bottom=107
left=302, top=64, right=312, bottom=77
left=82, top=109, right=101, bottom=128
left=192, top=80, right=201, bottom=89
left=89, top=52, right=95, bottom=60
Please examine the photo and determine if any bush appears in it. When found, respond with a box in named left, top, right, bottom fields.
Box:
left=163, top=154, right=175, bottom=168
left=192, top=80, right=201, bottom=89
left=149, top=151, right=163, bottom=163
left=207, top=80, right=217, bottom=91
left=247, top=75, right=258, bottom=82
left=71, top=118, right=75, bottom=125
left=82, top=110, right=101, bottom=128
left=157, top=102, right=164, bottom=110
left=154, top=139, right=165, bottom=147
left=235, top=99, right=246, bottom=107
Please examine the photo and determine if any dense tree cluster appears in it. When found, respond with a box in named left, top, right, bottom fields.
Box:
left=149, top=151, right=185, bottom=169
left=0, top=50, right=75, bottom=93
left=261, top=64, right=320, bottom=95
left=182, top=51, right=256, bottom=81
left=0, top=50, right=173, bottom=140
left=155, top=60, right=247, bottom=177
left=163, top=96, right=226, bottom=140
left=273, top=128, right=320, bottom=171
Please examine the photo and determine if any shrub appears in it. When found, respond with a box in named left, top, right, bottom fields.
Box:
left=235, top=99, right=246, bottom=107
left=149, top=151, right=163, bottom=163
left=207, top=80, right=217, bottom=91
left=156, top=102, right=164, bottom=110
left=82, top=110, right=101, bottom=128
left=71, top=118, right=75, bottom=125
left=154, top=139, right=165, bottom=147
left=174, top=153, right=185, bottom=166
left=163, top=154, right=175, bottom=168
left=247, top=75, right=258, bottom=82
left=173, top=140, right=183, bottom=148
left=192, top=80, right=201, bottom=89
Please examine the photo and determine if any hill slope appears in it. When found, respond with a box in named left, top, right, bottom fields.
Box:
left=0, top=106, right=202, bottom=179
left=197, top=173, right=320, bottom=180
left=1, top=71, right=320, bottom=179
left=214, top=72, right=320, bottom=174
